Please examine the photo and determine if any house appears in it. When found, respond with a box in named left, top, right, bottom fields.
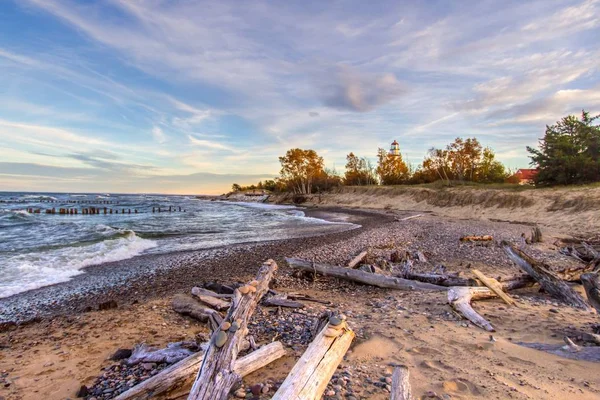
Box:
left=512, top=169, right=538, bottom=185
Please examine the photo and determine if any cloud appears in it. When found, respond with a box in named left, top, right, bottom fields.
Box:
left=317, top=66, right=406, bottom=112
left=152, top=126, right=167, bottom=143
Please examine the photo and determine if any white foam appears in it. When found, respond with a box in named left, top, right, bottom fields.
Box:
left=0, top=231, right=157, bottom=298
left=20, top=194, right=57, bottom=201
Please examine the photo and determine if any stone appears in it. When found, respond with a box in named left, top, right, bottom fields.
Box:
left=110, top=348, right=132, bottom=361
left=250, top=384, right=263, bottom=395
left=215, top=331, right=228, bottom=348
left=234, top=388, right=246, bottom=398
left=75, top=385, right=88, bottom=398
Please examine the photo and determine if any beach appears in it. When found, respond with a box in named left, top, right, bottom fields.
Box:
left=1, top=206, right=600, bottom=399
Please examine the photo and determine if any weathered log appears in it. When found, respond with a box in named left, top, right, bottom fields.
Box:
left=460, top=235, right=493, bottom=242
left=502, top=241, right=591, bottom=311
left=172, top=294, right=223, bottom=330
left=263, top=295, right=305, bottom=308
left=286, top=258, right=445, bottom=291
left=347, top=250, right=368, bottom=269
left=188, top=260, right=277, bottom=400
left=581, top=273, right=600, bottom=314
left=517, top=336, right=600, bottom=363
left=191, top=287, right=231, bottom=311
left=497, top=274, right=537, bottom=291
left=115, top=341, right=285, bottom=400
left=530, top=226, right=543, bottom=243
left=191, top=286, right=233, bottom=299
left=272, top=318, right=354, bottom=399
left=448, top=286, right=496, bottom=332
left=398, top=213, right=423, bottom=221
left=391, top=366, right=412, bottom=400
left=472, top=269, right=517, bottom=307
left=398, top=269, right=476, bottom=287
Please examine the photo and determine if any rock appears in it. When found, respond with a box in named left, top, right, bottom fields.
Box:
left=110, top=348, right=132, bottom=361
left=250, top=384, right=263, bottom=396
left=75, top=385, right=88, bottom=398
left=172, top=294, right=212, bottom=322
left=98, top=300, right=118, bottom=310
left=234, top=388, right=246, bottom=398
left=549, top=308, right=560, bottom=313
left=141, top=362, right=156, bottom=371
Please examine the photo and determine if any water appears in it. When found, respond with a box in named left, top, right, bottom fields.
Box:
left=0, top=192, right=356, bottom=298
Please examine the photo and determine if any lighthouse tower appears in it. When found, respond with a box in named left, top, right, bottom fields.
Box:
left=390, top=140, right=400, bottom=156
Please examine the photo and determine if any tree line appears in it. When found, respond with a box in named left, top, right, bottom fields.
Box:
left=232, top=110, right=600, bottom=194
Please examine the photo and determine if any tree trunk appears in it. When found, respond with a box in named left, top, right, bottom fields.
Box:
left=391, top=366, right=412, bottom=400
left=580, top=272, right=600, bottom=313
left=272, top=320, right=354, bottom=400
left=286, top=258, right=445, bottom=291
left=448, top=287, right=496, bottom=332
left=115, top=342, right=285, bottom=400
left=187, top=260, right=277, bottom=400
left=502, top=241, right=591, bottom=311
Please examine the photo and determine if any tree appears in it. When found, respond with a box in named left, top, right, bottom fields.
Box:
left=278, top=148, right=325, bottom=194
left=476, top=147, right=508, bottom=183
left=527, top=110, right=600, bottom=186
left=231, top=183, right=242, bottom=192
left=344, top=152, right=377, bottom=186
left=376, top=148, right=410, bottom=185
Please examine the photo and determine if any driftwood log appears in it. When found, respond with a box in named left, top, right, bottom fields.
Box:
left=472, top=269, right=517, bottom=307
left=188, top=260, right=277, bottom=400
left=191, top=287, right=231, bottom=310
left=581, top=273, right=600, bottom=313
left=502, top=241, right=591, bottom=311
left=286, top=258, right=445, bottom=291
left=115, top=341, right=285, bottom=400
left=263, top=295, right=305, bottom=308
left=347, top=250, right=368, bottom=269
left=517, top=337, right=600, bottom=363
left=272, top=318, right=354, bottom=400
left=391, top=366, right=412, bottom=400
left=448, top=287, right=497, bottom=332
left=172, top=294, right=223, bottom=331
left=397, top=260, right=476, bottom=287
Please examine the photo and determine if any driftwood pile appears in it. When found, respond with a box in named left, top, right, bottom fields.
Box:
left=287, top=232, right=600, bottom=365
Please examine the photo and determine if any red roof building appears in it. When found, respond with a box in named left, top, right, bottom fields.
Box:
left=513, top=169, right=538, bottom=184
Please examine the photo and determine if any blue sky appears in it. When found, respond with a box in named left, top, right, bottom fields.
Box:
left=1, top=0, right=599, bottom=194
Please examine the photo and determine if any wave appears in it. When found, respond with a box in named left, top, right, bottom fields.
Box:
left=0, top=231, right=157, bottom=298
left=70, top=194, right=88, bottom=198
left=20, top=195, right=57, bottom=201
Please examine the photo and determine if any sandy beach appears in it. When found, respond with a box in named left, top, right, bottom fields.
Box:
left=1, top=206, right=600, bottom=400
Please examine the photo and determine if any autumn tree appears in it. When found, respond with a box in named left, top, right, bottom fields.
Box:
left=278, top=148, right=325, bottom=194
left=527, top=110, right=600, bottom=186
left=421, top=138, right=507, bottom=183
left=344, top=152, right=377, bottom=185
left=376, top=148, right=410, bottom=185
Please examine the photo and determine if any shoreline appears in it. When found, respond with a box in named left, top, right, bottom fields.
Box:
left=0, top=207, right=384, bottom=325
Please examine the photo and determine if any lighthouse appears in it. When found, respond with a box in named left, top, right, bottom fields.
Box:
left=390, top=140, right=400, bottom=156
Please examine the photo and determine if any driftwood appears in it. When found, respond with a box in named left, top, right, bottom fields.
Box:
left=553, top=327, right=600, bottom=346
left=172, top=295, right=223, bottom=331
left=460, top=235, right=493, bottom=242
left=398, top=213, right=423, bottom=221
left=347, top=250, right=368, bottom=269
left=496, top=274, right=537, bottom=291
left=391, top=366, right=412, bottom=400
left=127, top=342, right=202, bottom=366
left=517, top=337, right=600, bottom=363
left=581, top=273, right=600, bottom=313
left=267, top=289, right=331, bottom=305
left=191, top=287, right=233, bottom=299
left=272, top=318, right=354, bottom=399
left=191, top=287, right=231, bottom=311
left=472, top=269, right=517, bottom=307
left=263, top=295, right=305, bottom=308
left=115, top=341, right=285, bottom=400
left=448, top=287, right=497, bottom=332
left=188, top=260, right=277, bottom=400
left=286, top=258, right=445, bottom=291
left=397, top=260, right=476, bottom=287
left=502, top=241, right=591, bottom=311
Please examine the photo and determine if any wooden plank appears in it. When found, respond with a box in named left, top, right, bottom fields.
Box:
left=188, top=260, right=277, bottom=400
left=272, top=319, right=354, bottom=400
left=347, top=250, right=368, bottom=269
left=114, top=342, right=285, bottom=400
left=391, top=366, right=412, bottom=400
left=472, top=269, right=517, bottom=307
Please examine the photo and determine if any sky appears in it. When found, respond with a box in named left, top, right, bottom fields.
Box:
left=0, top=0, right=599, bottom=194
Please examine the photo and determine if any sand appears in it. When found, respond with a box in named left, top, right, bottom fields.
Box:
left=1, top=207, right=600, bottom=399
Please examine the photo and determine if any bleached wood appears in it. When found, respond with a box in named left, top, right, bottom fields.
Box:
left=448, top=286, right=497, bottom=332
left=272, top=322, right=355, bottom=400
left=286, top=258, right=444, bottom=291
left=391, top=366, right=412, bottom=400
left=472, top=269, right=517, bottom=307
left=191, top=287, right=231, bottom=311
left=191, top=286, right=233, bottom=299
left=399, top=214, right=423, bottom=221
left=115, top=342, right=285, bottom=400
left=347, top=250, right=368, bottom=269
left=188, top=260, right=277, bottom=400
